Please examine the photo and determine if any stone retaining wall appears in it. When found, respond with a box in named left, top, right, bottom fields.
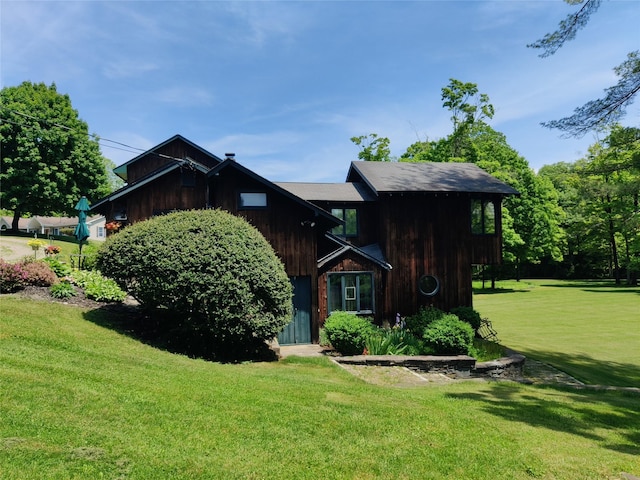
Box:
left=335, top=352, right=525, bottom=379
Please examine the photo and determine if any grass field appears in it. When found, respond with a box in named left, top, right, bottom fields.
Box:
left=473, top=279, right=640, bottom=387
left=1, top=294, right=639, bottom=479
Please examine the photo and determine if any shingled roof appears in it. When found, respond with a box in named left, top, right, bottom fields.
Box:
left=274, top=182, right=376, bottom=202
left=347, top=161, right=519, bottom=195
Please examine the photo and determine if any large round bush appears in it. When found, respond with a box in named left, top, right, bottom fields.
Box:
left=96, top=209, right=292, bottom=357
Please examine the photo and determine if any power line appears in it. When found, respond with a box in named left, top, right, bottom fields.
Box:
left=1, top=108, right=186, bottom=161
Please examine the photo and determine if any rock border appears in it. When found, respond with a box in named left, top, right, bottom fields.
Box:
left=334, top=352, right=526, bottom=380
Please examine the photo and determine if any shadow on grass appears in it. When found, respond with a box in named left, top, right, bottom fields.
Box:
left=82, top=303, right=278, bottom=363
left=472, top=288, right=531, bottom=295
left=517, top=348, right=640, bottom=389
left=446, top=382, right=640, bottom=455
left=538, top=280, right=639, bottom=291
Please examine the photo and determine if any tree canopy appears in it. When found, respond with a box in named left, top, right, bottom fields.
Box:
left=360, top=79, right=565, bottom=275
left=0, top=81, right=112, bottom=229
left=529, top=0, right=639, bottom=136
left=540, top=125, right=639, bottom=283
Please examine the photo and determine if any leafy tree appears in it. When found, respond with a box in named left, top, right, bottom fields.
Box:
left=540, top=126, right=640, bottom=283
left=440, top=78, right=494, bottom=158
left=350, top=133, right=393, bottom=162
left=0, top=82, right=111, bottom=229
left=529, top=1, right=639, bottom=136
left=401, top=81, right=565, bottom=277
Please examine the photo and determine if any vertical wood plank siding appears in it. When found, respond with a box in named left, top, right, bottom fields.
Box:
left=318, top=254, right=386, bottom=326
left=379, top=192, right=480, bottom=317
left=209, top=169, right=321, bottom=341
left=127, top=142, right=220, bottom=183
left=110, top=170, right=208, bottom=224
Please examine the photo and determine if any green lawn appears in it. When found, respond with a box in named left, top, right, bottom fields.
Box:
left=473, top=279, right=640, bottom=387
left=1, top=295, right=639, bottom=479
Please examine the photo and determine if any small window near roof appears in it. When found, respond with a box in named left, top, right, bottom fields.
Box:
left=239, top=192, right=267, bottom=209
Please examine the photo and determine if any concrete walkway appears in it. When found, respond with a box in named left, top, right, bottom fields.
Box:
left=278, top=344, right=325, bottom=358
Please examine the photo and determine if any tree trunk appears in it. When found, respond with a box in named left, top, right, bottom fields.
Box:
left=604, top=194, right=621, bottom=284
left=11, top=210, right=21, bottom=232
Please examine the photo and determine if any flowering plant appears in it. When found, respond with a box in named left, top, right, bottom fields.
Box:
left=45, top=245, right=61, bottom=255
left=27, top=239, right=47, bottom=249
left=105, top=221, right=122, bottom=231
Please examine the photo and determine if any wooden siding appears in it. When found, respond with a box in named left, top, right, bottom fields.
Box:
left=318, top=253, right=387, bottom=326
left=127, top=139, right=220, bottom=183
left=107, top=170, right=208, bottom=224
left=378, top=192, right=478, bottom=317
left=311, top=201, right=379, bottom=247
left=208, top=169, right=322, bottom=341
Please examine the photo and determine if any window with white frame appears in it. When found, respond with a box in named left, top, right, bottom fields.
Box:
left=327, top=272, right=374, bottom=314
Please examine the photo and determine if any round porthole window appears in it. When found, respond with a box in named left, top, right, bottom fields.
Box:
left=418, top=274, right=440, bottom=297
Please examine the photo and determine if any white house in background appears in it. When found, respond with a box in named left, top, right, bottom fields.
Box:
left=86, top=215, right=107, bottom=241
left=0, top=216, right=29, bottom=232
left=1, top=215, right=107, bottom=241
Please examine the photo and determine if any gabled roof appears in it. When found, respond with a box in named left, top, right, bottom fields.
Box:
left=319, top=233, right=392, bottom=271
left=1, top=216, right=30, bottom=230
left=208, top=160, right=341, bottom=226
left=28, top=216, right=78, bottom=228
left=92, top=158, right=208, bottom=211
left=346, top=161, right=519, bottom=195
left=113, top=134, right=222, bottom=181
left=274, top=181, right=377, bottom=202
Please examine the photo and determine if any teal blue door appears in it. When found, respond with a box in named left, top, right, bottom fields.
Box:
left=278, top=276, right=312, bottom=345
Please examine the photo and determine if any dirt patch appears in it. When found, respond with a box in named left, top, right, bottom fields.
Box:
left=6, top=285, right=138, bottom=311
left=0, top=237, right=39, bottom=262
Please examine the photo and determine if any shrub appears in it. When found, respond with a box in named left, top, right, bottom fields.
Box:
left=95, top=209, right=293, bottom=360
left=422, top=314, right=474, bottom=355
left=404, top=306, right=445, bottom=336
left=0, top=259, right=28, bottom=292
left=323, top=311, right=375, bottom=355
left=470, top=338, right=505, bottom=362
left=450, top=306, right=482, bottom=332
left=19, top=259, right=58, bottom=287
left=365, top=328, right=422, bottom=356
left=43, top=257, right=73, bottom=278
left=70, top=270, right=126, bottom=302
left=50, top=280, right=76, bottom=299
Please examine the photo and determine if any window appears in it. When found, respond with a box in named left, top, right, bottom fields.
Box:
left=328, top=272, right=374, bottom=314
left=330, top=208, right=358, bottom=237
left=97, top=226, right=106, bottom=238
left=471, top=199, right=496, bottom=235
left=418, top=274, right=440, bottom=297
left=181, top=169, right=196, bottom=187
left=239, top=192, right=267, bottom=209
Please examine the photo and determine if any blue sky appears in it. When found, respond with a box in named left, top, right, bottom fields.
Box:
left=2, top=1, right=638, bottom=182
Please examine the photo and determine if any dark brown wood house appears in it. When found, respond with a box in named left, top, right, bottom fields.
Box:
left=93, top=135, right=518, bottom=345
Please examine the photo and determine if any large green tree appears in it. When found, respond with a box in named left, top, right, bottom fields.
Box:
left=1, top=82, right=111, bottom=230
left=400, top=81, right=565, bottom=275
left=529, top=0, right=639, bottom=136
left=540, top=126, right=640, bottom=283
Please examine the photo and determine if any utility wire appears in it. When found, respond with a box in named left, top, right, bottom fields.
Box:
left=1, top=108, right=192, bottom=163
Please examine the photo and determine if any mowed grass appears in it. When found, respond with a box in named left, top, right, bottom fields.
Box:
left=1, top=296, right=639, bottom=479
left=473, top=279, right=640, bottom=387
